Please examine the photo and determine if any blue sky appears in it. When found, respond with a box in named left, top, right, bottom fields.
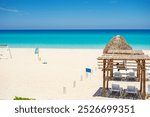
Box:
left=0, top=0, right=150, bottom=29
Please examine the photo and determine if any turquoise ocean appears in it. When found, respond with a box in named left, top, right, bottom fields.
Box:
left=0, top=29, right=150, bottom=49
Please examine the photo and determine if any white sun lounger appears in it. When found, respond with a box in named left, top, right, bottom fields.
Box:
left=126, top=86, right=138, bottom=95
left=111, top=84, right=121, bottom=94
left=126, top=72, right=136, bottom=81
left=113, top=72, right=122, bottom=80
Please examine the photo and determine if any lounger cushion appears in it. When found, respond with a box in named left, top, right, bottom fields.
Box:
left=127, top=86, right=136, bottom=93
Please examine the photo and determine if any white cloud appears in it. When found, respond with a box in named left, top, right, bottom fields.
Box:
left=0, top=7, right=19, bottom=13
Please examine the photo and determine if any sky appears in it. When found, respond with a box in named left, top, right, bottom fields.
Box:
left=0, top=0, right=150, bottom=29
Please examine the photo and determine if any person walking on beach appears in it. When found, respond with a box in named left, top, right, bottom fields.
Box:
left=34, top=48, right=41, bottom=61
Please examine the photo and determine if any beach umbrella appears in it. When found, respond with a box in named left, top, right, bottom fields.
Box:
left=103, top=35, right=132, bottom=54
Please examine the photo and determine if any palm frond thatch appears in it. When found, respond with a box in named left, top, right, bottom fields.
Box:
left=103, top=35, right=132, bottom=54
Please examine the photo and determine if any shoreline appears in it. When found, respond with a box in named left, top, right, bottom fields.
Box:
left=1, top=43, right=150, bottom=50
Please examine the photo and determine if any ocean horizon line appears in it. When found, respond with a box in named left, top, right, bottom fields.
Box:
left=0, top=29, right=150, bottom=31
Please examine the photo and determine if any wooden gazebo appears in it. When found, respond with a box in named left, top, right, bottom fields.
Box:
left=97, top=35, right=150, bottom=99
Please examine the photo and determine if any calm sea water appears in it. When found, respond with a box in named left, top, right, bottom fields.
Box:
left=0, top=29, right=150, bottom=49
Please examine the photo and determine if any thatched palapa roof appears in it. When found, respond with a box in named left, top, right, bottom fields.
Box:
left=103, top=35, right=132, bottom=54
left=98, top=35, right=150, bottom=60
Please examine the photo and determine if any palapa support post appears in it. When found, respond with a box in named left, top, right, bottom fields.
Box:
left=142, top=60, right=146, bottom=99
left=106, top=60, right=108, bottom=89
left=140, top=60, right=142, bottom=92
left=106, top=71, right=109, bottom=89
left=106, top=68, right=109, bottom=89
left=106, top=81, right=109, bottom=89
left=106, top=59, right=111, bottom=89
left=102, top=59, right=106, bottom=96
left=110, top=59, right=113, bottom=80
left=137, top=60, right=140, bottom=82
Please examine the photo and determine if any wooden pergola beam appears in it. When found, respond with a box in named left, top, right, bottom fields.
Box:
left=98, top=64, right=148, bottom=67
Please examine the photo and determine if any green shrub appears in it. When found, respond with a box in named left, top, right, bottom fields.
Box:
left=13, top=96, right=36, bottom=100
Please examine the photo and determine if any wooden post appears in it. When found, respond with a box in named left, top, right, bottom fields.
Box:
left=140, top=60, right=142, bottom=92
left=7, top=47, right=12, bottom=59
left=63, top=87, right=66, bottom=94
left=103, top=59, right=106, bottom=96
left=106, top=69, right=109, bottom=89
left=137, top=60, right=140, bottom=81
left=110, top=59, right=113, bottom=80
left=106, top=60, right=111, bottom=89
left=142, top=60, right=146, bottom=99
left=80, top=75, right=83, bottom=81
left=73, top=81, right=76, bottom=88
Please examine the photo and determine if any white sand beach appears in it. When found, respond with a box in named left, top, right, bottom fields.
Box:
left=0, top=48, right=150, bottom=100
